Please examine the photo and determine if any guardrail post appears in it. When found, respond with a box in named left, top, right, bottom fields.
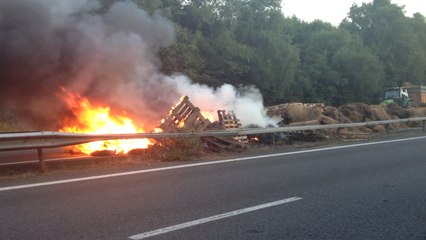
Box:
left=37, top=148, right=46, bottom=172
left=384, top=123, right=390, bottom=133
left=271, top=133, right=276, bottom=144
left=423, top=120, right=426, bottom=132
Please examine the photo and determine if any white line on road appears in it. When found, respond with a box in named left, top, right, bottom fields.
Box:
left=128, top=197, right=303, bottom=239
left=1, top=135, right=425, bottom=192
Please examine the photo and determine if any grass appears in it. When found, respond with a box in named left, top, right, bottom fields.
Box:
left=0, top=113, right=20, bottom=132
left=148, top=137, right=205, bottom=161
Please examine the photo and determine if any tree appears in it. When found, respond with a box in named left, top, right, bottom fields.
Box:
left=231, top=0, right=298, bottom=103
left=342, top=0, right=426, bottom=86
left=287, top=19, right=384, bottom=105
left=159, top=26, right=207, bottom=82
left=408, top=13, right=426, bottom=84
left=331, top=41, right=384, bottom=104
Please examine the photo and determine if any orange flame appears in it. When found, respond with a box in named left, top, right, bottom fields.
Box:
left=59, top=89, right=153, bottom=155
left=160, top=97, right=216, bottom=127
left=201, top=111, right=215, bottom=122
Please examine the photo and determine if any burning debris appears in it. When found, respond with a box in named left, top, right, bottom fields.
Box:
left=217, top=110, right=248, bottom=143
left=159, top=96, right=211, bottom=132
left=0, top=0, right=177, bottom=131
left=62, top=95, right=249, bottom=157
left=59, top=88, right=154, bottom=155
left=0, top=0, right=275, bottom=132
left=1, top=0, right=279, bottom=159
left=157, top=97, right=247, bottom=153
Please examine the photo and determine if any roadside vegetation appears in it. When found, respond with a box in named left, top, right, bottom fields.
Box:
left=0, top=113, right=20, bottom=132
left=148, top=136, right=205, bottom=161
left=98, top=0, right=426, bottom=106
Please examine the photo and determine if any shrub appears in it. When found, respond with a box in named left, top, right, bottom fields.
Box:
left=0, top=113, right=19, bottom=132
left=149, top=136, right=204, bottom=161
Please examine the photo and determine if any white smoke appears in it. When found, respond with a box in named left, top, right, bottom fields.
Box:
left=168, top=75, right=277, bottom=127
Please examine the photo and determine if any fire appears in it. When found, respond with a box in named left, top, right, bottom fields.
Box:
left=201, top=111, right=215, bottom=122
left=59, top=89, right=153, bottom=155
left=160, top=96, right=216, bottom=128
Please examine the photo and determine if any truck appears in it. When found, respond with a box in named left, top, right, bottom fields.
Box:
left=406, top=85, right=426, bottom=107
left=380, top=85, right=426, bottom=108
left=380, top=87, right=412, bottom=108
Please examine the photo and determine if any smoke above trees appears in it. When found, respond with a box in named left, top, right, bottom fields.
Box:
left=0, top=0, right=272, bottom=130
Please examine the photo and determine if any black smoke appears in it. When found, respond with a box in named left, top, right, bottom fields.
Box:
left=0, top=0, right=177, bottom=130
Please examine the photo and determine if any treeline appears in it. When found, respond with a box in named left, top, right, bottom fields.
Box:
left=105, top=0, right=426, bottom=106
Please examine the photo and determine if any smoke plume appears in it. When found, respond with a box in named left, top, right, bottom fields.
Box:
left=0, top=0, right=275, bottom=131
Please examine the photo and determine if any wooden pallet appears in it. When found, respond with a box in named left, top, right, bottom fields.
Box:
left=217, top=110, right=248, bottom=143
left=218, top=110, right=243, bottom=129
left=160, top=96, right=210, bottom=132
left=202, top=136, right=246, bottom=152
left=158, top=98, right=248, bottom=152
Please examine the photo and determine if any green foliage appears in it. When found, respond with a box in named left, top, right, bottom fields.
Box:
left=159, top=26, right=207, bottom=82
left=131, top=0, right=426, bottom=106
left=343, top=0, right=426, bottom=87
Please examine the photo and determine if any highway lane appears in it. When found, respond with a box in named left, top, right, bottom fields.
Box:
left=0, top=136, right=425, bottom=239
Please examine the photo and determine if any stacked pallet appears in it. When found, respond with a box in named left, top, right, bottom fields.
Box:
left=158, top=97, right=246, bottom=152
left=217, top=110, right=248, bottom=143
left=160, top=96, right=210, bottom=132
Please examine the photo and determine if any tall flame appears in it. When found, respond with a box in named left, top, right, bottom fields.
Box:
left=59, top=88, right=153, bottom=154
left=160, top=96, right=216, bottom=126
left=201, top=111, right=215, bottom=122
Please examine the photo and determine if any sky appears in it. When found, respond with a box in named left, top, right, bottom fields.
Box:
left=281, top=0, right=426, bottom=26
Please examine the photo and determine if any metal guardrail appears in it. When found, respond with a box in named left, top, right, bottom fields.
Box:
left=1, top=117, right=426, bottom=171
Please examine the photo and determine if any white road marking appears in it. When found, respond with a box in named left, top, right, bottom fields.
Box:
left=1, top=136, right=425, bottom=192
left=128, top=197, right=303, bottom=240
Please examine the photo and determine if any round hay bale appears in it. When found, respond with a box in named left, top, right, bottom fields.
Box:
left=319, top=116, right=338, bottom=125
left=336, top=112, right=353, bottom=123
left=386, top=104, right=409, bottom=118
left=338, top=103, right=372, bottom=122
left=369, top=105, right=391, bottom=121
left=323, top=106, right=339, bottom=120
left=281, top=103, right=323, bottom=124
left=408, top=107, right=426, bottom=118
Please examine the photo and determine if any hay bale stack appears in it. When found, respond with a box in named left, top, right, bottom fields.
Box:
left=338, top=103, right=372, bottom=122
left=323, top=106, right=352, bottom=123
left=406, top=107, right=426, bottom=127
left=270, top=100, right=425, bottom=136
left=319, top=115, right=339, bottom=125
left=266, top=103, right=289, bottom=117
left=281, top=103, right=323, bottom=125
left=368, top=106, right=391, bottom=132
left=385, top=104, right=409, bottom=119
left=369, top=105, right=391, bottom=121
left=407, top=106, right=426, bottom=117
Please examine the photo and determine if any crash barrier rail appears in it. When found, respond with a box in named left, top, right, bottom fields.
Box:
left=1, top=117, right=426, bottom=171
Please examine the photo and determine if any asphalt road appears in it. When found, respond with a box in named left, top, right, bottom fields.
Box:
left=0, top=136, right=425, bottom=240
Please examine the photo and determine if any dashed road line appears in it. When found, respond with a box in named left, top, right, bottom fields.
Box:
left=128, top=197, right=303, bottom=239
